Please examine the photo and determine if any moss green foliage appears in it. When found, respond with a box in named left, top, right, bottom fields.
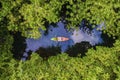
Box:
left=0, top=0, right=120, bottom=38
left=0, top=32, right=120, bottom=79
left=0, top=0, right=14, bottom=21
left=0, top=35, right=14, bottom=80
left=0, top=0, right=120, bottom=80
left=63, top=0, right=120, bottom=37
left=0, top=13, right=13, bottom=79
left=1, top=41, right=120, bottom=80
left=0, top=30, right=120, bottom=80
left=5, top=0, right=64, bottom=38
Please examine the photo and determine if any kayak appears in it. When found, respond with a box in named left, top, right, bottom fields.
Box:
left=51, top=37, right=69, bottom=42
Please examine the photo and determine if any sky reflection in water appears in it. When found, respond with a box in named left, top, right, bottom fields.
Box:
left=21, top=21, right=104, bottom=61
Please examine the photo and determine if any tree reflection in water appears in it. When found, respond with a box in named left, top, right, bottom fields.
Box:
left=21, top=21, right=104, bottom=61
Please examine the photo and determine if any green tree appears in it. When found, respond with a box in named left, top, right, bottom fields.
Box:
left=0, top=0, right=120, bottom=80
left=0, top=34, right=14, bottom=80
left=0, top=0, right=15, bottom=21
left=2, top=40, right=120, bottom=80
left=6, top=0, right=63, bottom=38
left=1, top=0, right=120, bottom=38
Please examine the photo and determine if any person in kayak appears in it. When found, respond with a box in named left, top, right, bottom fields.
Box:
left=51, top=37, right=69, bottom=42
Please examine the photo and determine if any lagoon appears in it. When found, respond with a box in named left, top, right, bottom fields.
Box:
left=21, top=20, right=104, bottom=61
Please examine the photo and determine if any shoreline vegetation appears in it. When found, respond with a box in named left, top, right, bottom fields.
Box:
left=0, top=0, right=120, bottom=80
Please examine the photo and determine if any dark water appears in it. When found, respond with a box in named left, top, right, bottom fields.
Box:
left=11, top=20, right=116, bottom=61
left=11, top=32, right=26, bottom=60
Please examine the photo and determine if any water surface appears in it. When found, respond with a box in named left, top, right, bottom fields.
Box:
left=21, top=21, right=104, bottom=60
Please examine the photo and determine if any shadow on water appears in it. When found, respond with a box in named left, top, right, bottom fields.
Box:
left=11, top=31, right=117, bottom=61
left=10, top=32, right=26, bottom=60
left=99, top=33, right=117, bottom=47
left=66, top=41, right=92, bottom=57
left=10, top=21, right=117, bottom=61
left=12, top=35, right=116, bottom=61
left=36, top=46, right=61, bottom=60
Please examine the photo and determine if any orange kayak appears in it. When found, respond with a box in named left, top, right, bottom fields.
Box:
left=51, top=37, right=69, bottom=42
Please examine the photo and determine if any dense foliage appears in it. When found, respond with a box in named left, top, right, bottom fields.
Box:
left=0, top=39, right=120, bottom=79
left=0, top=0, right=120, bottom=80
left=0, top=0, right=120, bottom=38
